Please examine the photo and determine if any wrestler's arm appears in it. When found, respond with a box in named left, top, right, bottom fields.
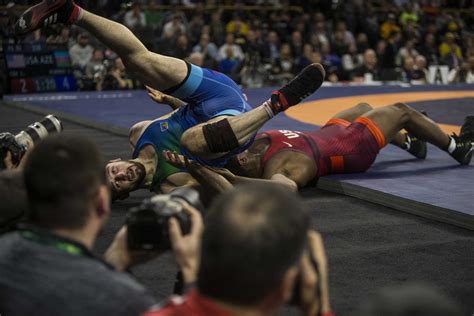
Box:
left=163, top=150, right=233, bottom=195
left=261, top=158, right=316, bottom=189
left=188, top=163, right=234, bottom=194
left=191, top=165, right=298, bottom=192
left=198, top=165, right=298, bottom=192
left=146, top=86, right=186, bottom=110
left=164, top=150, right=299, bottom=192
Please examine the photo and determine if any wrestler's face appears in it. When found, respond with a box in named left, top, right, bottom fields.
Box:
left=226, top=151, right=262, bottom=178
left=106, top=159, right=145, bottom=200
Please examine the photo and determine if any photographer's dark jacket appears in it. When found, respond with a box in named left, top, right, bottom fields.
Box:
left=0, top=170, right=27, bottom=234
left=0, top=229, right=156, bottom=315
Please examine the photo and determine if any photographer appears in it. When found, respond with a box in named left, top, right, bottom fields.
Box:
left=102, top=57, right=135, bottom=91
left=0, top=132, right=29, bottom=233
left=0, top=115, right=63, bottom=233
left=0, top=134, right=158, bottom=315
left=144, top=184, right=333, bottom=316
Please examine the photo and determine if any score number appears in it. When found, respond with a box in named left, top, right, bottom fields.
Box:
left=11, top=76, right=75, bottom=93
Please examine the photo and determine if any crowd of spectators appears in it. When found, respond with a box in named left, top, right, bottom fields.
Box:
left=2, top=0, right=474, bottom=89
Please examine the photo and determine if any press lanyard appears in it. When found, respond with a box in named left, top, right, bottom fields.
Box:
left=20, top=229, right=86, bottom=257
left=18, top=227, right=115, bottom=270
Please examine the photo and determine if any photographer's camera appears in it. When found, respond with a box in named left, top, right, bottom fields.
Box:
left=126, top=187, right=202, bottom=251
left=0, top=115, right=63, bottom=170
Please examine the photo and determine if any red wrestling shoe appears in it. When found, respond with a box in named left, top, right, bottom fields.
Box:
left=14, top=0, right=81, bottom=36
left=268, top=63, right=325, bottom=114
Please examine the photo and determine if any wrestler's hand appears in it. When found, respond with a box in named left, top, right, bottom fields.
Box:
left=206, top=166, right=236, bottom=183
left=163, top=150, right=192, bottom=169
left=162, top=150, right=237, bottom=184
left=104, top=226, right=163, bottom=272
left=145, top=86, right=173, bottom=105
left=169, top=203, right=203, bottom=284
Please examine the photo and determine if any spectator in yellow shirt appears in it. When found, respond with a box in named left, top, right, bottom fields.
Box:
left=380, top=13, right=401, bottom=39
left=439, top=32, right=462, bottom=59
left=226, top=14, right=249, bottom=38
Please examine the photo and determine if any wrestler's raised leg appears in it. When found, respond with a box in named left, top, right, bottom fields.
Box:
left=76, top=10, right=187, bottom=90
left=15, top=1, right=187, bottom=91
left=180, top=107, right=270, bottom=160
left=181, top=64, right=325, bottom=160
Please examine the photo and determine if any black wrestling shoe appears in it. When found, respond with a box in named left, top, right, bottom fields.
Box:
left=449, top=134, right=473, bottom=165
left=269, top=63, right=326, bottom=114
left=406, top=134, right=427, bottom=159
left=14, top=0, right=81, bottom=36
left=460, top=116, right=474, bottom=142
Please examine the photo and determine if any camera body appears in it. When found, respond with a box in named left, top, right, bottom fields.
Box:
left=126, top=187, right=202, bottom=251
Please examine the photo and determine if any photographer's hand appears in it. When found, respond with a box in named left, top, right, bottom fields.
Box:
left=0, top=132, right=27, bottom=170
left=3, top=151, right=15, bottom=170
left=3, top=150, right=30, bottom=170
left=104, top=226, right=162, bottom=272
left=299, top=230, right=331, bottom=316
left=169, top=203, right=203, bottom=284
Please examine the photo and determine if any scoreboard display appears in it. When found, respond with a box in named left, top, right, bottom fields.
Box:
left=4, top=42, right=76, bottom=94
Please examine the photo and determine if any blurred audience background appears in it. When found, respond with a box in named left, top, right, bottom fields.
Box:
left=1, top=0, right=474, bottom=90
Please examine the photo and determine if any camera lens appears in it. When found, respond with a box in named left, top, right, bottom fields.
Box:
left=15, top=115, right=63, bottom=148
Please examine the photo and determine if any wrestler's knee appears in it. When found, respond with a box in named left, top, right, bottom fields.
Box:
left=355, top=102, right=373, bottom=113
left=392, top=102, right=413, bottom=112
left=181, top=128, right=206, bottom=156
left=123, top=51, right=149, bottom=69
left=391, top=102, right=413, bottom=121
left=182, top=119, right=240, bottom=156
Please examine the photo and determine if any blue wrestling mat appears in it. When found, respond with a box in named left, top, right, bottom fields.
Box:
left=3, top=84, right=474, bottom=229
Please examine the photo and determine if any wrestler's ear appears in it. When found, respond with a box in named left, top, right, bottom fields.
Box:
left=238, top=156, right=248, bottom=165
left=109, top=158, right=122, bottom=163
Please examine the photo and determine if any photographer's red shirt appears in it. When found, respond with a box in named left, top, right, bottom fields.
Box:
left=143, top=289, right=232, bottom=316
